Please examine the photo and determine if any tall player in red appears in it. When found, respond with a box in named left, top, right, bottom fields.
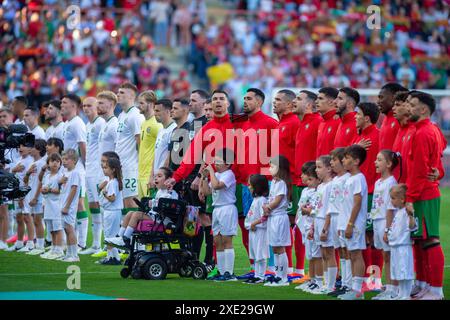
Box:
left=354, top=102, right=381, bottom=290
left=334, top=87, right=359, bottom=148
left=235, top=88, right=278, bottom=280
left=316, top=87, right=340, bottom=157
left=405, top=91, right=446, bottom=300
left=272, top=89, right=301, bottom=278
left=292, top=90, right=322, bottom=279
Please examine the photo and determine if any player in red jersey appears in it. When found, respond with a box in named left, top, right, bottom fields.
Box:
left=405, top=91, right=446, bottom=300
left=316, top=87, right=340, bottom=157
left=354, top=102, right=382, bottom=291
left=334, top=87, right=359, bottom=148
left=291, top=90, right=322, bottom=279
left=377, top=83, right=408, bottom=150
left=272, top=89, right=301, bottom=277
left=235, top=88, right=279, bottom=280
left=391, top=91, right=413, bottom=183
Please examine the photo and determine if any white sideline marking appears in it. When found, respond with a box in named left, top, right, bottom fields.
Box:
left=0, top=271, right=118, bottom=276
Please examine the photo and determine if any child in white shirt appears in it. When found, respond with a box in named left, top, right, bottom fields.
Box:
left=243, top=174, right=269, bottom=284
left=388, top=184, right=417, bottom=300
left=338, top=145, right=369, bottom=300
left=59, top=149, right=82, bottom=262
left=262, top=155, right=291, bottom=287
left=23, top=139, right=47, bottom=255
left=98, top=157, right=124, bottom=265
left=40, top=153, right=64, bottom=260
left=294, top=161, right=321, bottom=292
left=200, top=148, right=238, bottom=281
left=371, top=150, right=400, bottom=300
left=315, top=155, right=336, bottom=293
left=329, top=147, right=352, bottom=293
left=6, top=144, right=34, bottom=252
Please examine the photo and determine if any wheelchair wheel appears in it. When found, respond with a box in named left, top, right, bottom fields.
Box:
left=131, top=268, right=142, bottom=280
left=179, top=263, right=193, bottom=278
left=143, top=258, right=168, bottom=280
left=120, top=268, right=130, bottom=279
left=192, top=264, right=207, bottom=280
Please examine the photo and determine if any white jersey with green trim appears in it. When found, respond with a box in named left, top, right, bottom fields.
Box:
left=86, top=116, right=106, bottom=177
left=115, top=106, right=144, bottom=171
left=98, top=116, right=118, bottom=155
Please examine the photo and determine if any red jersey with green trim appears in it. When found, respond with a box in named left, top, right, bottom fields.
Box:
left=316, top=109, right=341, bottom=157
left=353, top=124, right=380, bottom=194
left=334, top=111, right=358, bottom=148
left=277, top=112, right=301, bottom=180
left=406, top=119, right=446, bottom=203
left=294, top=113, right=323, bottom=186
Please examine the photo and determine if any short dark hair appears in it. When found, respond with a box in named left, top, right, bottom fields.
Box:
left=330, top=147, right=346, bottom=162
left=173, top=99, right=190, bottom=108
left=339, top=87, right=360, bottom=106
left=191, top=89, right=210, bottom=100
left=206, top=98, right=212, bottom=104
left=156, top=99, right=173, bottom=110
left=358, top=102, right=380, bottom=124
left=48, top=99, right=62, bottom=109
left=212, top=90, right=230, bottom=101
left=33, top=139, right=47, bottom=157
left=249, top=174, right=269, bottom=197
left=25, top=106, right=40, bottom=116
left=302, top=161, right=318, bottom=179
left=62, top=93, right=82, bottom=107
left=299, top=90, right=317, bottom=102
left=394, top=91, right=409, bottom=102
left=14, top=96, right=28, bottom=106
left=381, top=82, right=408, bottom=95
left=277, top=89, right=296, bottom=102
left=408, top=90, right=436, bottom=115
left=42, top=101, right=51, bottom=108
left=47, top=138, right=64, bottom=154
left=318, top=87, right=339, bottom=99
left=247, top=88, right=265, bottom=103
left=344, top=144, right=367, bottom=166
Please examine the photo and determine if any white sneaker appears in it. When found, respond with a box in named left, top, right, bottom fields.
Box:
left=79, top=247, right=102, bottom=255
left=46, top=252, right=65, bottom=260
left=393, top=296, right=411, bottom=300
left=105, top=237, right=125, bottom=247
left=0, top=241, right=8, bottom=250
left=338, top=290, right=364, bottom=300
left=5, top=243, right=24, bottom=252
left=411, top=287, right=430, bottom=300
left=310, top=286, right=332, bottom=295
left=40, top=251, right=53, bottom=259
left=378, top=291, right=398, bottom=300
left=419, top=292, right=444, bottom=300
left=265, top=278, right=289, bottom=287
left=60, top=256, right=80, bottom=262
left=26, top=248, right=45, bottom=255
left=295, top=281, right=312, bottom=290
left=18, top=245, right=34, bottom=253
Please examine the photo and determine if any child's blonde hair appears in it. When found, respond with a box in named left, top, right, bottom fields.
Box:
left=62, top=149, right=79, bottom=162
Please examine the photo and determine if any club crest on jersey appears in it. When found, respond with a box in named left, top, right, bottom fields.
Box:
left=146, top=127, right=151, bottom=134
left=281, top=126, right=286, bottom=132
left=173, top=142, right=180, bottom=152
left=346, top=128, right=350, bottom=135
left=189, top=130, right=195, bottom=140
left=391, top=122, right=396, bottom=128
left=327, top=126, right=332, bottom=133
left=305, top=124, right=309, bottom=130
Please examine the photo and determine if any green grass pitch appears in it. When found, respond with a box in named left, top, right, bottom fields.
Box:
left=1, top=188, right=449, bottom=300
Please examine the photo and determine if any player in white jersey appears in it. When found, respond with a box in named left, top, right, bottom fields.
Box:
left=153, top=99, right=176, bottom=181
left=44, top=100, right=65, bottom=140
left=23, top=139, right=47, bottom=255
left=97, top=91, right=119, bottom=155
left=115, top=82, right=144, bottom=214
left=61, top=94, right=88, bottom=251
left=24, top=106, right=46, bottom=140
left=79, top=97, right=106, bottom=255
